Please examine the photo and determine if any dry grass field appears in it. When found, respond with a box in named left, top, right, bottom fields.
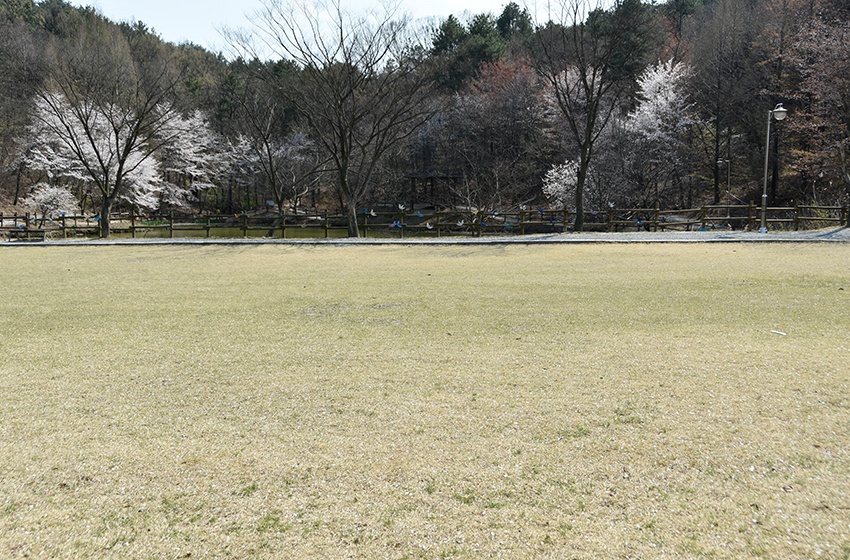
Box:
left=1, top=243, right=849, bottom=559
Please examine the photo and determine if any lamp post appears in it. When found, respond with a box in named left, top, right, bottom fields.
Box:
left=760, top=103, right=788, bottom=233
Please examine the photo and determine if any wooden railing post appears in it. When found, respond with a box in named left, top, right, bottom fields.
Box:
left=748, top=201, right=756, bottom=231
left=169, top=213, right=174, bottom=239
left=653, top=202, right=660, bottom=232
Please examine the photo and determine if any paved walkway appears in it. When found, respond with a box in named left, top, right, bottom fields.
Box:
left=4, top=227, right=849, bottom=246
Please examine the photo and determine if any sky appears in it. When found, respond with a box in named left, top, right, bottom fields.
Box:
left=70, top=0, right=517, bottom=53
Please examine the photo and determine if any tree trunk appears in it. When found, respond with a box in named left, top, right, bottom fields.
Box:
left=574, top=169, right=586, bottom=232
left=839, top=141, right=850, bottom=189
left=712, top=114, right=721, bottom=204
left=267, top=209, right=284, bottom=238
left=227, top=180, right=234, bottom=213
left=345, top=200, right=360, bottom=238
left=13, top=161, right=24, bottom=206
left=99, top=198, right=115, bottom=238
left=574, top=149, right=591, bottom=232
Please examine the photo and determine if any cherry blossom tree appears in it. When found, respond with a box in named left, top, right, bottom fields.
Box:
left=535, top=0, right=655, bottom=230
left=156, top=110, right=244, bottom=211
left=33, top=13, right=182, bottom=236
left=542, top=160, right=579, bottom=207
left=28, top=92, right=165, bottom=220
left=558, top=59, right=693, bottom=209
left=621, top=59, right=693, bottom=204
left=22, top=183, right=79, bottom=226
left=629, top=61, right=691, bottom=142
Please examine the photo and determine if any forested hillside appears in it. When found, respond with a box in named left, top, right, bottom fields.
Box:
left=1, top=0, right=847, bottom=236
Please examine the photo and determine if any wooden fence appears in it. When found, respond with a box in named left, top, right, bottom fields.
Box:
left=2, top=203, right=848, bottom=241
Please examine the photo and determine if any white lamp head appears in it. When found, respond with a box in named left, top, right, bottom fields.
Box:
left=772, top=103, right=787, bottom=121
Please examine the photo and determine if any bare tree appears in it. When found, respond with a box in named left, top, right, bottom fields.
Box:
left=240, top=0, right=435, bottom=236
left=534, top=0, right=654, bottom=230
left=428, top=59, right=554, bottom=211
left=688, top=0, right=761, bottom=205
left=220, top=62, right=325, bottom=215
left=792, top=10, right=850, bottom=201
left=0, top=18, right=45, bottom=205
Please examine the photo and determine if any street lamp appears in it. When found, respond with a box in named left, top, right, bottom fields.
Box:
left=760, top=103, right=788, bottom=233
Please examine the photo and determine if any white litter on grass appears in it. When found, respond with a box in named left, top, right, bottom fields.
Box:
left=771, top=330, right=787, bottom=336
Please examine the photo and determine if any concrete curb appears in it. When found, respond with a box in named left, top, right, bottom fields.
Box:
left=3, top=228, right=849, bottom=247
